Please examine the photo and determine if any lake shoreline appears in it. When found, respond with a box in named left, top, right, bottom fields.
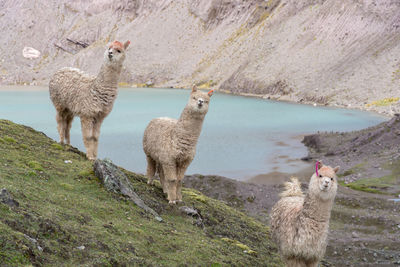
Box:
left=0, top=84, right=393, bottom=118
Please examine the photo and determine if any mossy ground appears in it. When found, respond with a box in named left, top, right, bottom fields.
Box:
left=339, top=160, right=400, bottom=195
left=0, top=119, right=282, bottom=266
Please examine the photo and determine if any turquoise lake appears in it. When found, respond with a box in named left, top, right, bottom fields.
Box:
left=0, top=86, right=387, bottom=180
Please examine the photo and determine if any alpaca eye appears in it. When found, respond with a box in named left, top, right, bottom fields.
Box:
left=319, top=175, right=322, bottom=178
left=330, top=177, right=333, bottom=181
left=116, top=49, right=121, bottom=53
left=193, top=97, right=196, bottom=100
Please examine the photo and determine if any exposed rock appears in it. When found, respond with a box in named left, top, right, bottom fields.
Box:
left=179, top=206, right=203, bottom=227
left=0, top=188, right=19, bottom=208
left=94, top=159, right=163, bottom=222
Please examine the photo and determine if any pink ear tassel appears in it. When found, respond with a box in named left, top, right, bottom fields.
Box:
left=208, top=89, right=214, bottom=96
left=316, top=161, right=320, bottom=177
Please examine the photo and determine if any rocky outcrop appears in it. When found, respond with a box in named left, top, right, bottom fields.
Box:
left=94, top=159, right=163, bottom=222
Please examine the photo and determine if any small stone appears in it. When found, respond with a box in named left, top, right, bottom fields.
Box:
left=0, top=188, right=19, bottom=208
left=77, top=245, right=85, bottom=250
left=373, top=253, right=378, bottom=257
left=351, top=231, right=359, bottom=238
left=64, top=160, right=72, bottom=164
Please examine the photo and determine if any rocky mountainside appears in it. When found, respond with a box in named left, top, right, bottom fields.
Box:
left=1, top=0, right=399, bottom=114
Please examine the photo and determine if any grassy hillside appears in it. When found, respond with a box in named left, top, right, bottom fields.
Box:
left=0, top=119, right=282, bottom=266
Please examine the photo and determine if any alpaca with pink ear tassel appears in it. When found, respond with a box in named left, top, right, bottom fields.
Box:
left=270, top=161, right=340, bottom=267
left=49, top=40, right=130, bottom=160
left=143, top=85, right=214, bottom=204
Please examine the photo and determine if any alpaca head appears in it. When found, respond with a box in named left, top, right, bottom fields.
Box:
left=104, top=40, right=130, bottom=67
left=308, top=161, right=340, bottom=201
left=186, top=85, right=213, bottom=115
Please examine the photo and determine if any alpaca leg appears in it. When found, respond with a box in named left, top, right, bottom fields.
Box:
left=306, top=260, right=318, bottom=267
left=146, top=156, right=156, bottom=185
left=176, top=180, right=183, bottom=202
left=158, top=165, right=167, bottom=193
left=56, top=111, right=66, bottom=144
left=64, top=111, right=74, bottom=145
left=176, top=163, right=189, bottom=202
left=91, top=117, right=105, bottom=159
left=80, top=117, right=95, bottom=160
left=162, top=163, right=178, bottom=204
left=284, top=258, right=307, bottom=267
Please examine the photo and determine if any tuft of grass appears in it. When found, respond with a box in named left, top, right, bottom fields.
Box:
left=365, top=97, right=399, bottom=107
left=51, top=143, right=63, bottom=150
left=221, top=237, right=257, bottom=255
left=3, top=136, right=16, bottom=143
left=27, top=161, right=44, bottom=172
left=184, top=190, right=207, bottom=203
left=118, top=82, right=131, bottom=87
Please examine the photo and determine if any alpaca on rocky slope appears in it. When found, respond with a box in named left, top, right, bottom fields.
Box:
left=270, top=162, right=340, bottom=267
left=49, top=40, right=130, bottom=160
left=143, top=85, right=213, bottom=204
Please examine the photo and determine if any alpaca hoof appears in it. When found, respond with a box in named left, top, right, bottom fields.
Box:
left=87, top=156, right=96, bottom=161
left=168, top=200, right=176, bottom=205
left=176, top=199, right=183, bottom=203
left=147, top=180, right=154, bottom=185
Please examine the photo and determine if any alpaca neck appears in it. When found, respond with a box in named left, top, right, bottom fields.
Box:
left=93, top=63, right=122, bottom=90
left=91, top=63, right=122, bottom=104
left=301, top=194, right=333, bottom=222
left=175, top=106, right=205, bottom=146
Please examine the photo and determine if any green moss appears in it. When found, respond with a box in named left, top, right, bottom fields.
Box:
left=184, top=190, right=207, bottom=203
left=27, top=161, right=44, bottom=172
left=339, top=181, right=383, bottom=194
left=3, top=136, right=16, bottom=143
left=0, top=119, right=282, bottom=266
left=51, top=143, right=63, bottom=150
left=340, top=160, right=400, bottom=195
left=221, top=237, right=257, bottom=255
left=19, top=144, right=28, bottom=149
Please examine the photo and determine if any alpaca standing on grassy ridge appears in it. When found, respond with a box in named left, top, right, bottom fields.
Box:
left=270, top=162, right=340, bottom=267
left=49, top=40, right=130, bottom=160
left=143, top=85, right=213, bottom=204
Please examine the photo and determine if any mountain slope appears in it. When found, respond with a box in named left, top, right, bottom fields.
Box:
left=0, top=119, right=282, bottom=266
left=0, top=0, right=399, bottom=114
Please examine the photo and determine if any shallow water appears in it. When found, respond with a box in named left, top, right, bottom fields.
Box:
left=0, top=86, right=387, bottom=180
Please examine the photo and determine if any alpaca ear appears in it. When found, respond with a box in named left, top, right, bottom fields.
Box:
left=208, top=89, right=214, bottom=97
left=192, top=84, right=197, bottom=93
left=124, top=41, right=131, bottom=49
left=317, top=161, right=323, bottom=170
left=333, top=166, right=340, bottom=173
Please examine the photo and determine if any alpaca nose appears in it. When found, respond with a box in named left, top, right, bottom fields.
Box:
left=108, top=51, right=113, bottom=59
left=198, top=99, right=204, bottom=106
